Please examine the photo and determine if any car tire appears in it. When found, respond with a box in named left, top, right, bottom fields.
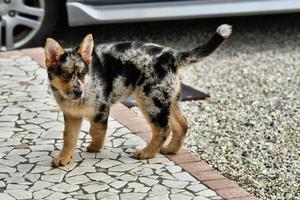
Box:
left=0, top=0, right=62, bottom=50
left=22, top=0, right=59, bottom=49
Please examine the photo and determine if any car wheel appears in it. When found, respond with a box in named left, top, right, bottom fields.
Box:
left=0, top=0, right=59, bottom=51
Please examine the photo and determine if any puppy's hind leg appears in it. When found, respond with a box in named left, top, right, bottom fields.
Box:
left=160, top=102, right=188, bottom=155
left=133, top=96, right=171, bottom=159
left=87, top=109, right=109, bottom=152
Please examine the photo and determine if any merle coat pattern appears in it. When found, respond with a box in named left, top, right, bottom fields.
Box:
left=44, top=24, right=232, bottom=167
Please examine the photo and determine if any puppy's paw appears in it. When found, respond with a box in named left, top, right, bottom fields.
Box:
left=52, top=155, right=72, bottom=167
left=86, top=144, right=101, bottom=152
left=159, top=147, right=177, bottom=155
left=133, top=149, right=156, bottom=160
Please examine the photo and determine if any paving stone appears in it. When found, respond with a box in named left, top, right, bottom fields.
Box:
left=80, top=151, right=96, bottom=159
left=96, top=192, right=119, bottom=200
left=41, top=173, right=65, bottom=183
left=134, top=186, right=151, bottom=193
left=74, top=194, right=96, bottom=200
left=16, top=120, right=25, bottom=125
left=0, top=158, right=20, bottom=167
left=30, top=145, right=54, bottom=151
left=67, top=166, right=96, bottom=177
left=26, top=118, right=52, bottom=124
left=20, top=111, right=36, bottom=119
left=65, top=175, right=90, bottom=184
left=158, top=172, right=176, bottom=180
left=40, top=131, right=63, bottom=139
left=192, top=197, right=210, bottom=200
left=7, top=184, right=29, bottom=190
left=110, top=180, right=127, bottom=189
left=0, top=115, right=19, bottom=122
left=31, top=165, right=52, bottom=173
left=95, top=159, right=122, bottom=168
left=83, top=183, right=109, bottom=193
left=196, top=190, right=218, bottom=197
left=96, top=149, right=119, bottom=159
left=173, top=172, right=197, bottom=182
left=139, top=177, right=159, bottom=186
left=7, top=149, right=30, bottom=156
left=109, top=163, right=141, bottom=172
left=17, top=164, right=34, bottom=173
left=101, top=177, right=117, bottom=184
left=147, top=194, right=170, bottom=200
left=60, top=162, right=77, bottom=171
left=1, top=107, right=24, bottom=115
left=24, top=173, right=40, bottom=182
left=86, top=172, right=111, bottom=181
left=0, top=165, right=16, bottom=173
left=129, top=167, right=154, bottom=176
left=170, top=193, right=193, bottom=200
left=148, top=157, right=170, bottom=164
left=5, top=189, right=32, bottom=199
left=29, top=180, right=54, bottom=192
left=166, top=165, right=182, bottom=173
left=80, top=158, right=99, bottom=167
left=4, top=173, right=29, bottom=184
left=112, top=138, right=126, bottom=147
left=108, top=172, right=124, bottom=177
left=0, top=193, right=15, bottom=200
left=118, top=174, right=138, bottom=182
left=0, top=180, right=5, bottom=187
left=144, top=164, right=165, bottom=169
left=0, top=129, right=15, bottom=138
left=50, top=182, right=80, bottom=192
left=120, top=192, right=147, bottom=200
left=40, top=121, right=62, bottom=129
left=45, top=192, right=70, bottom=200
left=187, top=183, right=207, bottom=192
left=118, top=156, right=139, bottom=164
left=26, top=151, right=48, bottom=158
left=162, top=180, right=189, bottom=189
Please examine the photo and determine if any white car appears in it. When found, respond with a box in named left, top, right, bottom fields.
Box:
left=1, top=0, right=300, bottom=50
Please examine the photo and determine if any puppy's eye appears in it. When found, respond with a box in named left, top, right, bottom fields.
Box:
left=62, top=73, right=72, bottom=81
left=78, top=72, right=85, bottom=80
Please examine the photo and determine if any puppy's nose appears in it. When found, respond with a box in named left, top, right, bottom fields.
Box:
left=73, top=88, right=82, bottom=97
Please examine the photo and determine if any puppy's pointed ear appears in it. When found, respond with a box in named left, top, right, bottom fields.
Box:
left=45, top=38, right=64, bottom=69
left=77, top=34, right=94, bottom=64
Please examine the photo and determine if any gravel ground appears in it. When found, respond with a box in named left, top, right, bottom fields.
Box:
left=54, top=14, right=300, bottom=199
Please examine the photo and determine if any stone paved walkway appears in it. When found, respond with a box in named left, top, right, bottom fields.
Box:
left=0, top=56, right=225, bottom=199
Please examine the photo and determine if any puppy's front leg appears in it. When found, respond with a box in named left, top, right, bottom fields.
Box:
left=52, top=113, right=82, bottom=167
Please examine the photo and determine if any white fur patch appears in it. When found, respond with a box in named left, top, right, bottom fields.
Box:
left=216, top=24, right=232, bottom=38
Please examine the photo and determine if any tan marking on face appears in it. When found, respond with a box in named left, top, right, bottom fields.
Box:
left=50, top=76, right=75, bottom=97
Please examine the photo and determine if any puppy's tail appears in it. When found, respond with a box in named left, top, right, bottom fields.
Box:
left=174, top=24, right=232, bottom=68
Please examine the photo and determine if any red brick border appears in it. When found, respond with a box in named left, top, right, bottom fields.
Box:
left=1, top=48, right=257, bottom=200
left=111, top=103, right=257, bottom=200
left=0, top=48, right=45, bottom=68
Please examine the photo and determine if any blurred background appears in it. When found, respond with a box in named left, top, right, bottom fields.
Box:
left=1, top=0, right=300, bottom=50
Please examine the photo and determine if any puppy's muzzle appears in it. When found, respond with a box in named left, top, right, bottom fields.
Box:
left=71, top=88, right=83, bottom=100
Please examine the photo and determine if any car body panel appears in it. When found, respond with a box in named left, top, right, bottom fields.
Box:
left=66, top=0, right=300, bottom=26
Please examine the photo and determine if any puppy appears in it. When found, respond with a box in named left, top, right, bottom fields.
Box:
left=44, top=24, right=232, bottom=167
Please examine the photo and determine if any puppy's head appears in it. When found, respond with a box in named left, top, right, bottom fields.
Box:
left=44, top=34, right=94, bottom=101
